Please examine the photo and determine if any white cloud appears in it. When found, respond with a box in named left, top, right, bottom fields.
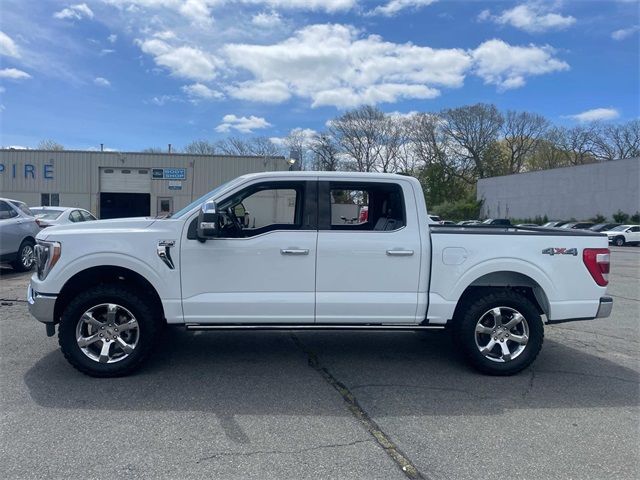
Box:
left=369, top=0, right=438, bottom=17
left=53, top=3, right=95, bottom=21
left=94, top=77, right=111, bottom=87
left=100, top=49, right=115, bottom=55
left=245, top=0, right=355, bottom=12
left=251, top=11, right=282, bottom=28
left=566, top=108, right=620, bottom=122
left=224, top=24, right=470, bottom=108
left=150, top=94, right=180, bottom=106
left=611, top=25, right=640, bottom=40
left=108, top=34, right=118, bottom=43
left=137, top=38, right=220, bottom=81
left=471, top=39, right=569, bottom=91
left=0, top=31, right=20, bottom=58
left=227, top=80, right=292, bottom=103
left=0, top=68, right=31, bottom=80
left=215, top=114, right=272, bottom=133
left=479, top=4, right=576, bottom=33
left=182, top=82, right=224, bottom=101
left=270, top=127, right=317, bottom=146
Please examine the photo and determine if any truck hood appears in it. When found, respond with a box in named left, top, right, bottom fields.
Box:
left=37, top=217, right=158, bottom=241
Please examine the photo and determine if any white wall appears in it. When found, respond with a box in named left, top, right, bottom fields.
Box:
left=477, top=157, right=640, bottom=220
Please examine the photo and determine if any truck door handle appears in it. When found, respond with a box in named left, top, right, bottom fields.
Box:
left=281, top=248, right=309, bottom=255
left=386, top=249, right=414, bottom=256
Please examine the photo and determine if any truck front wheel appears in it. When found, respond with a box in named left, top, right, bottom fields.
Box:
left=454, top=290, right=544, bottom=375
left=58, top=285, right=160, bottom=377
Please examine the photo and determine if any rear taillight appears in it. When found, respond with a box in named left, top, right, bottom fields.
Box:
left=583, top=248, right=610, bottom=286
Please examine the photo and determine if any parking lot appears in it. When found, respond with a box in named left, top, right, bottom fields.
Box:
left=0, top=247, right=638, bottom=480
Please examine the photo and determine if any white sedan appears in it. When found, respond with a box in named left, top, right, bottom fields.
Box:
left=31, top=207, right=97, bottom=228
left=603, top=224, right=640, bottom=246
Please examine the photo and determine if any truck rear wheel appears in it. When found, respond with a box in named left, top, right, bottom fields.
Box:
left=58, top=285, right=160, bottom=377
left=454, top=289, right=544, bottom=376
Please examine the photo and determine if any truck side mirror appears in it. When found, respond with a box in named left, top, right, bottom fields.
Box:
left=197, top=201, right=221, bottom=241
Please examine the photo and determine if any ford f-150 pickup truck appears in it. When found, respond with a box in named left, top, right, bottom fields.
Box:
left=27, top=172, right=613, bottom=377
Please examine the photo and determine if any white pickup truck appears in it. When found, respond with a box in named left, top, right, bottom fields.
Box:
left=27, top=172, right=612, bottom=377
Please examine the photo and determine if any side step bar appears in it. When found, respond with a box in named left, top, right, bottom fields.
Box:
left=184, top=324, right=445, bottom=331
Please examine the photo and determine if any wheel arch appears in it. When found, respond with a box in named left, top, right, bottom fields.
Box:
left=54, top=265, right=165, bottom=325
left=452, top=270, right=551, bottom=323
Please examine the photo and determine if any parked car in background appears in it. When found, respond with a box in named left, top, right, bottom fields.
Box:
left=560, top=222, right=594, bottom=230
left=441, top=220, right=456, bottom=225
left=31, top=207, right=97, bottom=228
left=458, top=220, right=482, bottom=225
left=542, top=221, right=568, bottom=228
left=604, top=225, right=640, bottom=246
left=590, top=223, right=621, bottom=232
left=428, top=215, right=441, bottom=224
left=0, top=198, right=40, bottom=271
left=482, top=218, right=512, bottom=226
left=516, top=224, right=539, bottom=228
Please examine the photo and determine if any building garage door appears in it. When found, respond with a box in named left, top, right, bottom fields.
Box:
left=99, top=168, right=151, bottom=219
left=100, top=167, right=151, bottom=193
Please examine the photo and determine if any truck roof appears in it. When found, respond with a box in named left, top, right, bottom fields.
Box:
left=240, top=171, right=416, bottom=181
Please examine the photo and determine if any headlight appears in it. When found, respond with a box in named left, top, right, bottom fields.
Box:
left=35, top=240, right=61, bottom=280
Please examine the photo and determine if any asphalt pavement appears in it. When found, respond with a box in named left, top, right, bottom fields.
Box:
left=1, top=247, right=638, bottom=480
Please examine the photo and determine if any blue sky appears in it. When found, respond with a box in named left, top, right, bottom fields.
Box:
left=0, top=0, right=638, bottom=151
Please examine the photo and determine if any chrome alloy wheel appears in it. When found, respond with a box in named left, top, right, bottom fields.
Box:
left=75, top=303, right=139, bottom=364
left=21, top=245, right=35, bottom=268
left=474, top=307, right=529, bottom=363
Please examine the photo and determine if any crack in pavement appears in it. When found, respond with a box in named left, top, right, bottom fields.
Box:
left=196, top=439, right=373, bottom=463
left=290, top=334, right=427, bottom=480
left=536, top=369, right=639, bottom=385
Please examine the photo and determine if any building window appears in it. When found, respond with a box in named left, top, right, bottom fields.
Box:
left=41, top=193, right=60, bottom=206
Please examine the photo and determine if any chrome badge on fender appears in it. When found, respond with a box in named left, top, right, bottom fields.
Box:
left=542, top=247, right=578, bottom=256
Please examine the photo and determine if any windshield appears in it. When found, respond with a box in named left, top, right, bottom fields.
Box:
left=170, top=178, right=243, bottom=219
left=32, top=208, right=64, bottom=220
left=9, top=200, right=33, bottom=216
left=608, top=225, right=629, bottom=232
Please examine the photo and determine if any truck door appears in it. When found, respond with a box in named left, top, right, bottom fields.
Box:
left=180, top=179, right=318, bottom=324
left=315, top=179, right=423, bottom=324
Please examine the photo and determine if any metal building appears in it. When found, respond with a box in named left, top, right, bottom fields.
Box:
left=477, top=157, right=640, bottom=220
left=0, top=149, right=289, bottom=218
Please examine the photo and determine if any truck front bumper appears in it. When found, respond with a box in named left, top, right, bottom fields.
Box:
left=27, top=283, right=57, bottom=325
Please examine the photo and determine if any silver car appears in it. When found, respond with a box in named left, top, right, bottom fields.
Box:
left=0, top=198, right=41, bottom=271
left=31, top=206, right=97, bottom=227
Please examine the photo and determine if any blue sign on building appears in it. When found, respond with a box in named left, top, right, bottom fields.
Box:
left=152, top=168, right=186, bottom=180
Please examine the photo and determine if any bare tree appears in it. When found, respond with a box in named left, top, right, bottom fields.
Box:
left=377, top=115, right=408, bottom=173
left=141, top=147, right=164, bottom=153
left=37, top=139, right=64, bottom=150
left=409, top=113, right=446, bottom=170
left=215, top=136, right=282, bottom=157
left=552, top=125, right=597, bottom=165
left=329, top=105, right=385, bottom=172
left=310, top=132, right=341, bottom=171
left=183, top=140, right=216, bottom=155
left=283, top=129, right=312, bottom=170
left=439, top=103, right=504, bottom=180
left=592, top=120, right=640, bottom=160
left=502, top=110, right=549, bottom=173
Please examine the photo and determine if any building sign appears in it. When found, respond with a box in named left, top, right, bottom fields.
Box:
left=152, top=168, right=186, bottom=180
left=0, top=163, right=54, bottom=180
left=168, top=181, right=182, bottom=190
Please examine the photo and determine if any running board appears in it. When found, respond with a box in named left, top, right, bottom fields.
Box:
left=184, top=324, right=445, bottom=331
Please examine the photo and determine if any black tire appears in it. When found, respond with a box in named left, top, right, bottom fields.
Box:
left=453, top=289, right=544, bottom=376
left=11, top=239, right=35, bottom=272
left=58, top=285, right=160, bottom=377
left=614, top=236, right=625, bottom=247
